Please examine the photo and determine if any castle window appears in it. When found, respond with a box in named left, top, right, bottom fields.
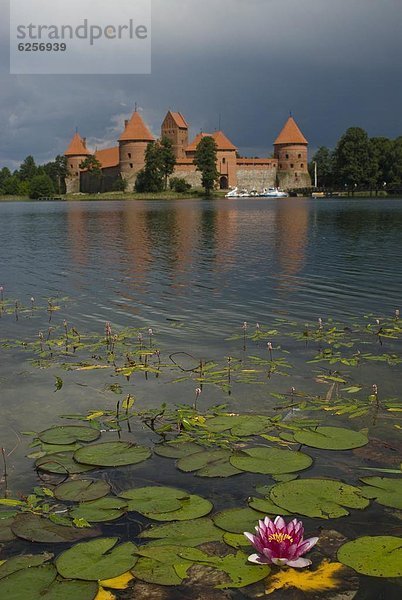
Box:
left=128, top=153, right=132, bottom=158
left=222, top=157, right=226, bottom=164
left=286, top=154, right=289, bottom=159
left=70, top=164, right=73, bottom=168
left=298, top=154, right=302, bottom=158
left=301, top=163, right=304, bottom=168
left=279, top=164, right=282, bottom=169
left=290, top=163, right=294, bottom=168
left=130, top=163, right=133, bottom=169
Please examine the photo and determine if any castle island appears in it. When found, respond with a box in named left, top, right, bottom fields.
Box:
left=64, top=110, right=311, bottom=193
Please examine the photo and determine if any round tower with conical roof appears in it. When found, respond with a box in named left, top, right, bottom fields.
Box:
left=274, top=116, right=311, bottom=190
left=118, top=110, right=155, bottom=188
left=64, top=132, right=92, bottom=194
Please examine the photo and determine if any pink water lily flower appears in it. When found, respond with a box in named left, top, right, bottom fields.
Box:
left=244, top=515, right=318, bottom=568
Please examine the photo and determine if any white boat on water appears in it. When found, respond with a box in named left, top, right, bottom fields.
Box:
left=225, top=186, right=288, bottom=198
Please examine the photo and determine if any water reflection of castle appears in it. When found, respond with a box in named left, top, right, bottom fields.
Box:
left=64, top=110, right=311, bottom=193
left=67, top=201, right=309, bottom=297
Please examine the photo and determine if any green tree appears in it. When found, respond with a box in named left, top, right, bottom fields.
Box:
left=194, top=136, right=219, bottom=195
left=386, top=137, right=402, bottom=187
left=29, top=174, right=55, bottom=199
left=159, top=137, right=176, bottom=190
left=19, top=155, right=38, bottom=181
left=112, top=175, right=128, bottom=192
left=135, top=142, right=164, bottom=193
left=170, top=177, right=192, bottom=193
left=333, top=127, right=371, bottom=191
left=2, top=175, right=21, bottom=195
left=79, top=155, right=102, bottom=175
left=0, top=167, right=11, bottom=192
left=44, top=155, right=68, bottom=194
left=309, top=147, right=334, bottom=188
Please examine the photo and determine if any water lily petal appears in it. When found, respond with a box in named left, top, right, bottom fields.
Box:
left=271, top=557, right=290, bottom=566
left=286, top=557, right=312, bottom=568
left=297, top=536, right=319, bottom=555
left=248, top=553, right=271, bottom=564
left=274, top=516, right=286, bottom=530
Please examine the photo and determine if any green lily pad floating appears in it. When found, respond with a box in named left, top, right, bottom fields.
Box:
left=338, top=536, right=402, bottom=577
left=0, top=564, right=98, bottom=600
left=177, top=449, right=242, bottom=478
left=38, top=426, right=100, bottom=445
left=133, top=545, right=270, bottom=589
left=40, top=442, right=83, bottom=455
left=132, top=555, right=185, bottom=586
left=54, top=479, right=110, bottom=502
left=360, top=477, right=402, bottom=509
left=36, top=452, right=94, bottom=475
left=0, top=515, right=16, bottom=542
left=56, top=537, right=138, bottom=581
left=270, top=478, right=370, bottom=519
left=70, top=497, right=128, bottom=522
left=204, top=415, right=246, bottom=433
left=230, top=446, right=312, bottom=475
left=293, top=426, right=368, bottom=450
left=145, top=494, right=213, bottom=521
left=0, top=553, right=52, bottom=580
left=119, top=486, right=188, bottom=514
left=11, top=513, right=100, bottom=543
left=138, top=518, right=224, bottom=547
left=213, top=507, right=266, bottom=534
left=248, top=496, right=292, bottom=515
left=74, top=442, right=151, bottom=467
left=154, top=442, right=204, bottom=459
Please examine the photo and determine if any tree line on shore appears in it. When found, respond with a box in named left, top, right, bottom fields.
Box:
left=310, top=127, right=402, bottom=191
left=0, top=155, right=67, bottom=198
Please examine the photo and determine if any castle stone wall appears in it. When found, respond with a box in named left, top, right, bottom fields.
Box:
left=173, top=169, right=202, bottom=188
left=236, top=169, right=277, bottom=190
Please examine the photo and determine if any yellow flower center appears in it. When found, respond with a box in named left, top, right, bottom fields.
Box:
left=268, top=532, right=294, bottom=544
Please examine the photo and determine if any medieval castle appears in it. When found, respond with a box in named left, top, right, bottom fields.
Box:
left=64, top=110, right=311, bottom=193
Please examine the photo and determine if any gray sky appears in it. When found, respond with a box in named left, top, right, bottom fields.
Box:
left=1, top=0, right=402, bottom=169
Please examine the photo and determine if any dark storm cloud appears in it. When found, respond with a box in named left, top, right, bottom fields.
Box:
left=0, top=0, right=401, bottom=168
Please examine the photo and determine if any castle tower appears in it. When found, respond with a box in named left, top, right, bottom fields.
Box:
left=161, top=111, right=189, bottom=159
left=118, top=110, right=154, bottom=187
left=274, top=116, right=311, bottom=189
left=64, top=132, right=92, bottom=193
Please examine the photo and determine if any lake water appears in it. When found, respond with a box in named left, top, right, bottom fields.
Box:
left=0, top=197, right=401, bottom=598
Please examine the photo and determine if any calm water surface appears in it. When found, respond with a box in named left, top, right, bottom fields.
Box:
left=0, top=197, right=401, bottom=598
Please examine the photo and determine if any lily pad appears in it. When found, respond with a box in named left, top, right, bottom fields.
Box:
left=145, top=494, right=213, bottom=521
left=70, top=497, right=128, bottom=522
left=177, top=449, right=242, bottom=478
left=0, top=553, right=52, bottom=579
left=230, top=446, right=312, bottom=475
left=0, top=564, right=98, bottom=600
left=56, top=537, right=138, bottom=581
left=293, top=426, right=368, bottom=450
left=248, top=496, right=292, bottom=515
left=204, top=415, right=246, bottom=433
left=213, top=507, right=266, bottom=534
left=38, top=426, right=100, bottom=445
left=119, top=486, right=188, bottom=514
left=360, top=477, right=402, bottom=509
left=132, top=556, right=185, bottom=586
left=138, top=518, right=224, bottom=547
left=270, top=478, right=370, bottom=519
left=54, top=479, right=110, bottom=502
left=11, top=513, right=100, bottom=543
left=36, top=452, right=94, bottom=475
left=0, top=515, right=16, bottom=542
left=74, top=442, right=151, bottom=467
left=338, top=536, right=402, bottom=577
left=154, top=442, right=204, bottom=459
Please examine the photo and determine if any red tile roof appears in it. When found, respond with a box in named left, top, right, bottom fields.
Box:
left=95, top=146, right=119, bottom=169
left=274, top=117, right=308, bottom=145
left=64, top=132, right=91, bottom=156
left=186, top=131, right=237, bottom=152
left=119, top=111, right=155, bottom=142
left=169, top=111, right=188, bottom=129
